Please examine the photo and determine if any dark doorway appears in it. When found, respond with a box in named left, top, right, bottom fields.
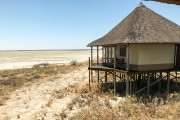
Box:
left=175, top=44, right=180, bottom=68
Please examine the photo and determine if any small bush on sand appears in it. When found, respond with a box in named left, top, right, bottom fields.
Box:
left=70, top=60, right=78, bottom=66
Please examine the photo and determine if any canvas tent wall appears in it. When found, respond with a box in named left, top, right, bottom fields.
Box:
left=128, top=44, right=175, bottom=71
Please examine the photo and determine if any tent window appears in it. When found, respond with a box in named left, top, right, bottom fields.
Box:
left=120, top=47, right=126, bottom=57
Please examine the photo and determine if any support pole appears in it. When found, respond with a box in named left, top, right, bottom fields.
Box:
left=159, top=72, right=162, bottom=94
left=167, top=72, right=170, bottom=96
left=105, top=71, right=107, bottom=83
left=114, top=46, right=116, bottom=95
left=126, top=75, right=129, bottom=96
left=97, top=70, right=99, bottom=83
left=126, top=44, right=129, bottom=71
left=91, top=46, right=93, bottom=82
left=130, top=78, right=132, bottom=95
left=91, top=46, right=93, bottom=65
left=114, top=46, right=116, bottom=69
left=89, top=57, right=91, bottom=90
left=175, top=71, right=178, bottom=86
left=91, top=70, right=93, bottom=82
left=114, top=72, right=116, bottom=95
left=147, top=73, right=150, bottom=96
left=111, top=47, right=113, bottom=62
left=107, top=47, right=109, bottom=63
left=97, top=46, right=99, bottom=65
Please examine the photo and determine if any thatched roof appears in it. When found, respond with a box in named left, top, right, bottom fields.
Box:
left=144, top=0, right=180, bottom=5
left=87, top=3, right=180, bottom=47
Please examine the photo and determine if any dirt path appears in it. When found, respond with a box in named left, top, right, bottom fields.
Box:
left=0, top=67, right=88, bottom=120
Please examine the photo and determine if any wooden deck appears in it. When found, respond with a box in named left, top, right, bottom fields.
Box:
left=88, top=65, right=127, bottom=73
left=89, top=64, right=179, bottom=74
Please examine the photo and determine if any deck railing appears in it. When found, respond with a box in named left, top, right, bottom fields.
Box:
left=91, top=62, right=126, bottom=70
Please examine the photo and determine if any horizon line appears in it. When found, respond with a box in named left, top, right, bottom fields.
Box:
left=0, top=49, right=91, bottom=51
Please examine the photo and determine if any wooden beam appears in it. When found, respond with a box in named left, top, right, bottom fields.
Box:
left=167, top=72, right=170, bottom=96
left=126, top=75, right=129, bottom=96
left=91, top=70, right=93, bottom=82
left=126, top=44, right=129, bottom=71
left=135, top=77, right=164, bottom=95
left=130, top=78, right=132, bottom=95
left=89, top=57, right=91, bottom=90
left=105, top=71, right=107, bottom=83
left=175, top=71, right=178, bottom=86
left=98, top=70, right=100, bottom=83
left=91, top=46, right=93, bottom=64
left=159, top=72, right=162, bottom=94
left=114, top=46, right=116, bottom=69
left=114, top=72, right=116, bottom=95
left=111, top=47, right=113, bottom=61
left=97, top=46, right=99, bottom=64
left=107, top=47, right=109, bottom=63
left=147, top=73, right=151, bottom=96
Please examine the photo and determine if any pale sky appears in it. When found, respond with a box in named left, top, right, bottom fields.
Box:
left=0, top=0, right=179, bottom=50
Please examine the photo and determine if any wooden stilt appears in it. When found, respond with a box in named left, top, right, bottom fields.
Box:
left=88, top=57, right=91, bottom=90
left=167, top=72, right=170, bottom=96
left=175, top=71, right=178, bottom=86
left=138, top=74, right=141, bottom=81
left=107, top=47, right=109, bottom=63
left=113, top=46, right=116, bottom=96
left=126, top=45, right=129, bottom=71
left=111, top=47, right=113, bottom=61
left=130, top=78, right=132, bottom=95
left=91, top=46, right=93, bottom=64
left=159, top=72, right=162, bottom=94
left=91, top=70, right=93, bottom=82
left=147, top=73, right=150, bottom=96
left=114, top=72, right=116, bottom=95
left=97, top=46, right=99, bottom=65
left=105, top=71, right=107, bottom=83
left=126, top=75, right=129, bottom=96
left=98, top=70, right=99, bottom=83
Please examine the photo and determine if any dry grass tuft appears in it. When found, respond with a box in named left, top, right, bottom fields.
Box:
left=60, top=110, right=67, bottom=120
left=70, top=60, right=78, bottom=66
left=70, top=107, right=119, bottom=120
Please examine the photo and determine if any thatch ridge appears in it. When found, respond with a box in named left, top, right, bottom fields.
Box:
left=87, top=3, right=180, bottom=47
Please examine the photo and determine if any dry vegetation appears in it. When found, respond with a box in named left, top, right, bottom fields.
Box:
left=0, top=60, right=86, bottom=106
left=67, top=82, right=180, bottom=120
left=0, top=61, right=180, bottom=120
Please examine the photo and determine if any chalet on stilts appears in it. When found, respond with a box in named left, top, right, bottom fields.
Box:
left=87, top=3, right=180, bottom=96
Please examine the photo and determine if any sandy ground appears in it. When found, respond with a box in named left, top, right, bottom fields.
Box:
left=0, top=66, right=88, bottom=120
